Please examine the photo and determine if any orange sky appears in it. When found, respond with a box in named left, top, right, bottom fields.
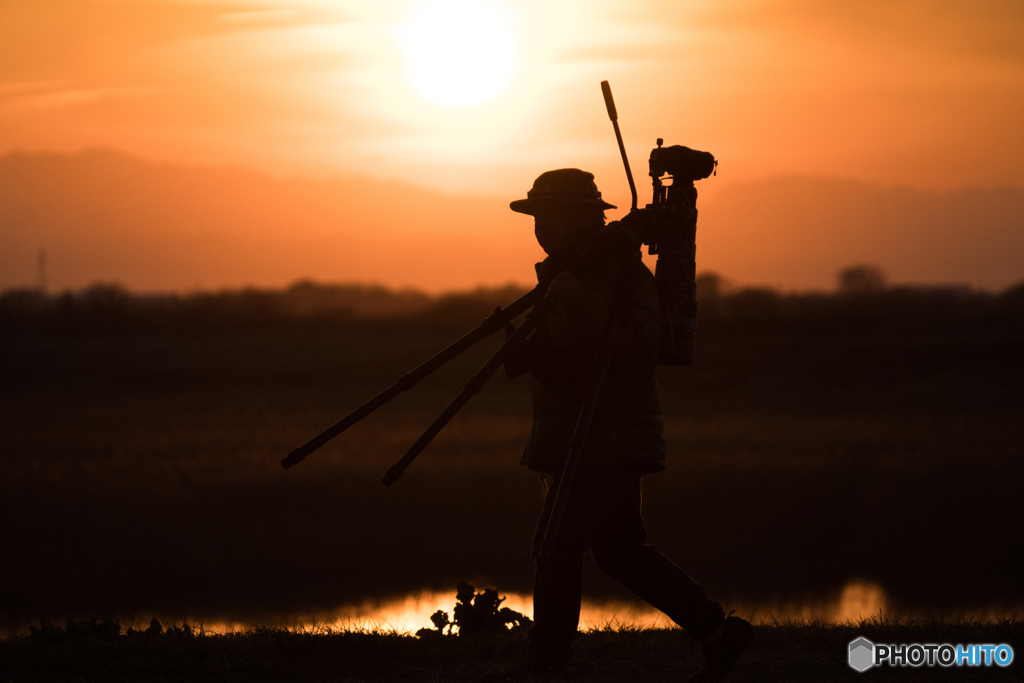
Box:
left=2, top=0, right=1023, bottom=292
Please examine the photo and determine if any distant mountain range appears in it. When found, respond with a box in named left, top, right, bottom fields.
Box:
left=0, top=148, right=542, bottom=294
left=2, top=149, right=1021, bottom=293
left=698, top=175, right=1024, bottom=292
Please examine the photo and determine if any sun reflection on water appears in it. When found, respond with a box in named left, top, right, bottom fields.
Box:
left=187, top=579, right=1018, bottom=635
left=315, top=580, right=893, bottom=634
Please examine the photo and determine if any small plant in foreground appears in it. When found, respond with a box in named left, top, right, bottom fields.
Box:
left=417, top=580, right=533, bottom=638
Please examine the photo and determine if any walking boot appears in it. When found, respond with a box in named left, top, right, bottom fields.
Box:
left=688, top=615, right=754, bottom=682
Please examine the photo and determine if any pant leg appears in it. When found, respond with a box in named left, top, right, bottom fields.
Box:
left=526, top=471, right=611, bottom=666
left=590, top=476, right=725, bottom=641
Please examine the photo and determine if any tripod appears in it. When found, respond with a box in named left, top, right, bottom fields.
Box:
left=280, top=283, right=546, bottom=475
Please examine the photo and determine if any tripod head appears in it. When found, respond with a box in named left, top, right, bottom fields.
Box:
left=641, top=138, right=716, bottom=256
left=649, top=138, right=717, bottom=184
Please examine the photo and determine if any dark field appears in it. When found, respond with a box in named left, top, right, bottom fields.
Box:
left=3, top=616, right=1022, bottom=682
left=2, top=282, right=1023, bottom=638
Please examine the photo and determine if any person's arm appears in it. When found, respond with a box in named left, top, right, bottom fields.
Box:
left=545, top=270, right=609, bottom=353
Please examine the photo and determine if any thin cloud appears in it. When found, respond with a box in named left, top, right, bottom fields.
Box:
left=0, top=83, right=159, bottom=110
left=217, top=10, right=298, bottom=24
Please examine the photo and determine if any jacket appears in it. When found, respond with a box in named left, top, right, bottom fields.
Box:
left=507, top=242, right=667, bottom=474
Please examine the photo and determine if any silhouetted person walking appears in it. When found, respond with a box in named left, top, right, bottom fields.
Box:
left=499, top=169, right=753, bottom=682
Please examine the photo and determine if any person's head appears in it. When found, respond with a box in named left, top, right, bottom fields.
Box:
left=510, top=169, right=615, bottom=255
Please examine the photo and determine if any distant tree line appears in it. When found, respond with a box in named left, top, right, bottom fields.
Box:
left=696, top=266, right=1023, bottom=320
left=2, top=268, right=1023, bottom=333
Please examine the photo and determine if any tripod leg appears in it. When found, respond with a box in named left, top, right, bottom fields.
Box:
left=380, top=307, right=544, bottom=486
left=535, top=339, right=614, bottom=559
left=535, top=271, right=639, bottom=559
left=281, top=284, right=545, bottom=468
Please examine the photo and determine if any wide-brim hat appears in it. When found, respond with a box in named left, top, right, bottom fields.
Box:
left=510, top=168, right=616, bottom=215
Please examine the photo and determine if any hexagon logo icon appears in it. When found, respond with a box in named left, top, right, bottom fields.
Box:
left=849, top=637, right=875, bottom=672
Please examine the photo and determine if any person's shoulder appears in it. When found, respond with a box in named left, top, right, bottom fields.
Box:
left=624, top=256, right=656, bottom=286
left=628, top=259, right=659, bottom=309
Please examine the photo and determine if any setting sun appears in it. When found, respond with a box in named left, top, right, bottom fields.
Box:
left=395, top=0, right=521, bottom=109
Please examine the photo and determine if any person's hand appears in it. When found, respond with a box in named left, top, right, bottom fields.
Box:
left=613, top=210, right=653, bottom=247
left=546, top=271, right=584, bottom=311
